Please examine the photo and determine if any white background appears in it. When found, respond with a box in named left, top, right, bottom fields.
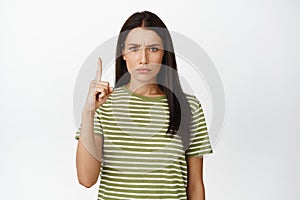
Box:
left=1, top=0, right=299, bottom=199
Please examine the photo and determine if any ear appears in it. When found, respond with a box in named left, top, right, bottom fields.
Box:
left=122, top=48, right=126, bottom=60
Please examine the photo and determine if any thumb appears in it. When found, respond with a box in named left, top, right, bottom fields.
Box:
left=109, top=87, right=114, bottom=93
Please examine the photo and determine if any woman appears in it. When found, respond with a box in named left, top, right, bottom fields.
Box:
left=75, top=10, right=213, bottom=200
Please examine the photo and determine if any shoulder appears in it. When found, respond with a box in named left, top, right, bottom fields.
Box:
left=103, top=86, right=128, bottom=102
left=109, top=86, right=126, bottom=96
left=183, top=92, right=202, bottom=113
left=95, top=86, right=125, bottom=112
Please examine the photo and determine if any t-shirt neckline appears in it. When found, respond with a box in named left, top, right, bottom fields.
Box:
left=121, top=85, right=166, bottom=101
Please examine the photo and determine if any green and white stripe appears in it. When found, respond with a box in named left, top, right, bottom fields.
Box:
left=75, top=85, right=213, bottom=200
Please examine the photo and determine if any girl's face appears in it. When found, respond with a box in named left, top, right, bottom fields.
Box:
left=122, top=27, right=164, bottom=84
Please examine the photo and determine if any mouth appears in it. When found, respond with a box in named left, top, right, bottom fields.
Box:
left=136, top=68, right=151, bottom=73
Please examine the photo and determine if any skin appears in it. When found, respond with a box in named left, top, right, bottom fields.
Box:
left=76, top=58, right=113, bottom=188
left=122, top=27, right=165, bottom=96
left=187, top=156, right=206, bottom=199
left=123, top=27, right=206, bottom=199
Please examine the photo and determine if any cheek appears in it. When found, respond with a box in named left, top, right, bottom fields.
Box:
left=150, top=64, right=162, bottom=74
left=125, top=59, right=135, bottom=71
left=125, top=55, right=139, bottom=69
left=151, top=52, right=164, bottom=63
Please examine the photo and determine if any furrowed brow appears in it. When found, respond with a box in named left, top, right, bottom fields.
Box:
left=146, top=44, right=161, bottom=47
left=127, top=43, right=162, bottom=47
left=127, top=43, right=140, bottom=46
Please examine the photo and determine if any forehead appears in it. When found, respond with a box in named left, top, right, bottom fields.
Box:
left=125, top=27, right=163, bottom=45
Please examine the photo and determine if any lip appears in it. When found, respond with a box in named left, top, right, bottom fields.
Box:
left=136, top=68, right=151, bottom=73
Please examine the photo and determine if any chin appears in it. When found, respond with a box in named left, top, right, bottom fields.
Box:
left=133, top=76, right=157, bottom=83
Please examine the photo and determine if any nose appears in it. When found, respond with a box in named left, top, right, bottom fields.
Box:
left=140, top=48, right=148, bottom=65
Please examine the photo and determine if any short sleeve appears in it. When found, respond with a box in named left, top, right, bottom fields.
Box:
left=74, top=109, right=104, bottom=140
left=185, top=96, right=213, bottom=157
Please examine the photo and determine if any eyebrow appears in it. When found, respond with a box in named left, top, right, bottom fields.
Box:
left=126, top=43, right=162, bottom=47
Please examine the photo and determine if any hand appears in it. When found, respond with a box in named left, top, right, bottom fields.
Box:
left=83, top=57, right=113, bottom=113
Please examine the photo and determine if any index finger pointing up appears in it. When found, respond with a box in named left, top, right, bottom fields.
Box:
left=95, top=57, right=102, bottom=81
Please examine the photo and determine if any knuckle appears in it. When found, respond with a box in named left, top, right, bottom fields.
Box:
left=102, top=81, right=109, bottom=86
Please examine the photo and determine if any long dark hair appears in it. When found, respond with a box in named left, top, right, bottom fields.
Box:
left=114, top=10, right=192, bottom=151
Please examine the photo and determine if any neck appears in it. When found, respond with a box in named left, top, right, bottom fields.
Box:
left=125, top=81, right=164, bottom=97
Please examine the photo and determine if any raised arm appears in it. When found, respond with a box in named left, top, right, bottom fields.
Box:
left=75, top=57, right=113, bottom=188
left=76, top=111, right=103, bottom=188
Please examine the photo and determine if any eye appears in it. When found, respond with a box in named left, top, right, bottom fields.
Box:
left=129, top=47, right=138, bottom=52
left=149, top=47, right=158, bottom=52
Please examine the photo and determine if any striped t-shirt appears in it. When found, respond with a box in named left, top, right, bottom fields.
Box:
left=75, top=85, right=213, bottom=200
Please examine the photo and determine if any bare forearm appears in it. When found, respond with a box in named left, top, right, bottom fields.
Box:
left=187, top=183, right=205, bottom=200
left=76, top=109, right=102, bottom=187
